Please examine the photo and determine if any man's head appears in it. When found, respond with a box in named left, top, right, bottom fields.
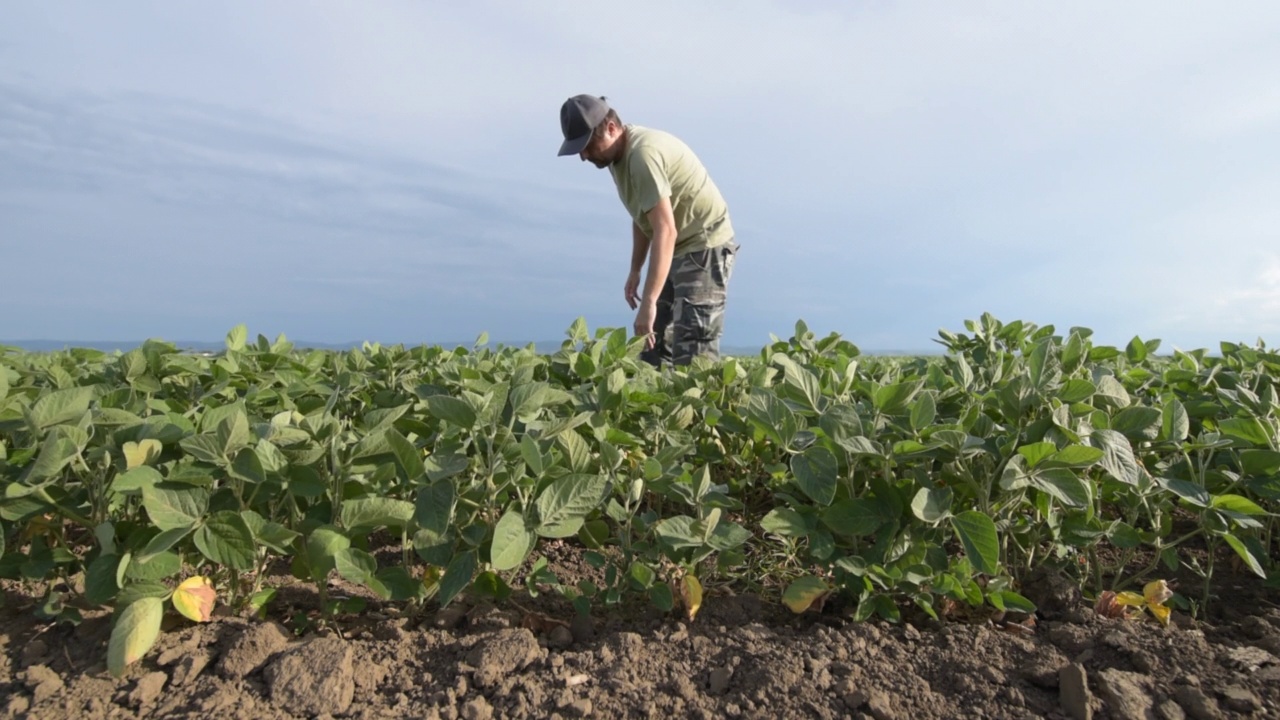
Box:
left=558, top=94, right=625, bottom=168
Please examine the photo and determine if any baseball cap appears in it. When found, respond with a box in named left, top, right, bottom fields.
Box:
left=558, top=94, right=611, bottom=156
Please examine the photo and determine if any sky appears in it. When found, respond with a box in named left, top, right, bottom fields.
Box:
left=3, top=1, right=1279, bottom=354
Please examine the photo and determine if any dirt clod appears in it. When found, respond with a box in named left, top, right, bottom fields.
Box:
left=1175, top=685, right=1224, bottom=720
left=171, top=649, right=213, bottom=687
left=1221, top=685, right=1262, bottom=714
left=128, top=671, right=167, bottom=707
left=548, top=624, right=573, bottom=649
left=217, top=620, right=290, bottom=678
left=265, top=636, right=355, bottom=717
left=462, top=695, right=494, bottom=720
left=1096, top=669, right=1153, bottom=720
left=468, top=628, right=540, bottom=688
left=22, top=663, right=64, bottom=704
left=1059, top=662, right=1092, bottom=720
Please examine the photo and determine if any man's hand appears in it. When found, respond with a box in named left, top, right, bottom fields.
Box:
left=624, top=271, right=641, bottom=309
left=634, top=299, right=657, bottom=349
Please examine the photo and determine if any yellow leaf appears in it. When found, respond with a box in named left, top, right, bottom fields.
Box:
left=108, top=597, right=164, bottom=677
left=172, top=576, right=216, bottom=622
left=1114, top=591, right=1145, bottom=608
left=422, top=565, right=443, bottom=591
left=1148, top=602, right=1172, bottom=627
left=680, top=574, right=703, bottom=622
left=1143, top=579, right=1173, bottom=606
left=123, top=439, right=162, bottom=469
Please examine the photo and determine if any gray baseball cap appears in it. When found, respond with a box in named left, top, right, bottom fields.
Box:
left=558, top=94, right=610, bottom=156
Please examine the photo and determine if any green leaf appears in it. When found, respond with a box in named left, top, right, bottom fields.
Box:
left=819, top=404, right=864, bottom=449
left=1109, top=521, right=1142, bottom=549
left=1046, top=445, right=1104, bottom=468
left=1211, top=494, right=1268, bottom=516
left=108, top=596, right=163, bottom=677
left=1161, top=399, right=1189, bottom=443
left=910, top=487, right=953, bottom=522
left=415, top=481, right=456, bottom=536
left=1095, top=376, right=1130, bottom=407
left=387, top=431, right=425, bottom=482
left=31, top=386, right=94, bottom=430
left=873, top=379, right=922, bottom=415
left=746, top=390, right=798, bottom=449
left=1031, top=468, right=1092, bottom=509
left=142, top=484, right=210, bottom=531
left=707, top=522, right=751, bottom=551
left=1017, top=442, right=1058, bottom=469
left=112, top=466, right=164, bottom=495
left=782, top=576, right=831, bottom=613
left=519, top=436, right=544, bottom=476
left=225, top=324, right=248, bottom=351
left=791, top=445, right=838, bottom=506
left=490, top=508, right=535, bottom=571
left=1125, top=335, right=1148, bottom=363
left=1058, top=379, right=1096, bottom=403
left=21, top=436, right=79, bottom=482
left=1223, top=534, right=1266, bottom=578
left=114, top=580, right=170, bottom=609
left=649, top=582, right=674, bottom=612
left=240, top=511, right=299, bottom=554
left=509, top=382, right=573, bottom=420
left=535, top=473, right=607, bottom=538
left=822, top=498, right=885, bottom=537
left=137, top=526, right=193, bottom=562
left=305, top=526, right=350, bottom=581
left=193, top=511, right=257, bottom=570
left=376, top=566, right=426, bottom=601
left=471, top=571, right=513, bottom=602
left=989, top=590, right=1037, bottom=613
left=341, top=497, right=415, bottom=531
left=951, top=511, right=999, bottom=576
left=437, top=551, right=477, bottom=607
left=911, top=389, right=942, bottom=427
left=654, top=516, right=704, bottom=550
left=1240, top=450, right=1280, bottom=477
left=1092, top=429, right=1140, bottom=486
left=85, top=554, right=121, bottom=605
left=556, top=430, right=593, bottom=473
left=179, top=434, right=227, bottom=465
left=230, top=447, right=266, bottom=486
left=760, top=508, right=808, bottom=537
left=1219, top=418, right=1271, bottom=447
left=425, top=395, right=477, bottom=429
left=199, top=401, right=246, bottom=435
left=335, top=547, right=378, bottom=584
left=1157, top=477, right=1210, bottom=508
left=125, top=551, right=181, bottom=581
left=1112, top=407, right=1162, bottom=440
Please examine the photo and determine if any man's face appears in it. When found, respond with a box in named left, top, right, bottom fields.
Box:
left=579, top=120, right=620, bottom=168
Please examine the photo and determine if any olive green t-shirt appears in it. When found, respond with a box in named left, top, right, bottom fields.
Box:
left=609, top=125, right=733, bottom=256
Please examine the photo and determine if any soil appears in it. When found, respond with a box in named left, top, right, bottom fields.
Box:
left=3, top=542, right=1279, bottom=720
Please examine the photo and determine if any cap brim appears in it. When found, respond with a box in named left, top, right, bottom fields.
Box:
left=557, top=132, right=591, bottom=157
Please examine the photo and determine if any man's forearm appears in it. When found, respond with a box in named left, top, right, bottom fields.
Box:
left=630, top=224, right=650, bottom=274
left=641, top=226, right=675, bottom=304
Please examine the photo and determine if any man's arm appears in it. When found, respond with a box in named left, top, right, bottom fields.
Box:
left=632, top=197, right=676, bottom=346
left=630, top=223, right=650, bottom=274
left=625, top=223, right=650, bottom=309
left=641, top=198, right=676, bottom=304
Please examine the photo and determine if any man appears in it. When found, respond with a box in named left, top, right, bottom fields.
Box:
left=557, top=94, right=739, bottom=367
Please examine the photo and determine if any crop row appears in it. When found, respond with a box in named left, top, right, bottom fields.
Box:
left=0, top=315, right=1276, bottom=674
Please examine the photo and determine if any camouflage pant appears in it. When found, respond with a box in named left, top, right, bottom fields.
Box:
left=640, top=239, right=739, bottom=367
